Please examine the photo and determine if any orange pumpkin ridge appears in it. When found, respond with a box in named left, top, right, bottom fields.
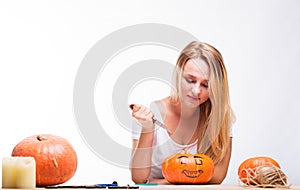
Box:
left=11, top=134, right=78, bottom=187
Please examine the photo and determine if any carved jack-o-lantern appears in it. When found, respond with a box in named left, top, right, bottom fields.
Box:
left=162, top=151, right=214, bottom=184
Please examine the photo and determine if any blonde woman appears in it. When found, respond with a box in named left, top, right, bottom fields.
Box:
left=130, top=41, right=235, bottom=184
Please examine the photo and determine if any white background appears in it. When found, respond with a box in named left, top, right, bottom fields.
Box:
left=1, top=0, right=300, bottom=186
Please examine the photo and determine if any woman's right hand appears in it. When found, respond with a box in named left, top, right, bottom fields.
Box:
left=130, top=104, right=155, bottom=132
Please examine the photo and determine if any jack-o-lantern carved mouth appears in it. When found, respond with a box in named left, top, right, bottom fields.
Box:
left=182, top=170, right=204, bottom=178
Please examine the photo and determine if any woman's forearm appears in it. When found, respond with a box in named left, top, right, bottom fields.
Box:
left=208, top=138, right=232, bottom=184
left=148, top=178, right=170, bottom=185
left=130, top=130, right=154, bottom=184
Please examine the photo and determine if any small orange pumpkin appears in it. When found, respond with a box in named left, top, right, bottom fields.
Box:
left=11, top=134, right=78, bottom=187
left=162, top=151, right=214, bottom=184
left=238, top=156, right=280, bottom=185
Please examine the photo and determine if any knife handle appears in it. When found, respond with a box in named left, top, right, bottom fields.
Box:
left=129, top=104, right=135, bottom=110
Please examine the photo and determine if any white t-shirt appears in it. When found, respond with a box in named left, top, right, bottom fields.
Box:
left=131, top=102, right=232, bottom=179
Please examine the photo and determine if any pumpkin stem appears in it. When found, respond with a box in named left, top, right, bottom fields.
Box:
left=37, top=135, right=48, bottom=141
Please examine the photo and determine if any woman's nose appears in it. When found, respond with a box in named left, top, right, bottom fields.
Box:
left=192, top=86, right=200, bottom=95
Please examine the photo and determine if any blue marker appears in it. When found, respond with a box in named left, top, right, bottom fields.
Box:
left=96, top=181, right=118, bottom=187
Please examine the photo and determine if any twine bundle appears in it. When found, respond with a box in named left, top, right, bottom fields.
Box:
left=239, top=165, right=291, bottom=188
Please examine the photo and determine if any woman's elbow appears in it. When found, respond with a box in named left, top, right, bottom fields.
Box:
left=130, top=169, right=149, bottom=184
left=131, top=175, right=148, bottom=184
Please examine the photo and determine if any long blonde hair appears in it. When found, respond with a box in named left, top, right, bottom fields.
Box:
left=170, top=41, right=235, bottom=163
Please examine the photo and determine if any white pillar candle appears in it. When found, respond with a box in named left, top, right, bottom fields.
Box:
left=2, top=157, right=17, bottom=188
left=15, top=157, right=36, bottom=188
left=2, top=157, right=36, bottom=189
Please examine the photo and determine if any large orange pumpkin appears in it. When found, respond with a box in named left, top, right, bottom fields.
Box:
left=11, top=134, right=78, bottom=187
left=162, top=152, right=214, bottom=184
left=238, top=156, right=280, bottom=185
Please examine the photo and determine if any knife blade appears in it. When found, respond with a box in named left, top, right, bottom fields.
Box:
left=129, top=104, right=171, bottom=132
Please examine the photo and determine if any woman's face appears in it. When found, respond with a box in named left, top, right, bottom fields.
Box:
left=180, top=58, right=210, bottom=108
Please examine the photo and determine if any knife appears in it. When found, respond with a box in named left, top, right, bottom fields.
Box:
left=129, top=104, right=171, bottom=133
